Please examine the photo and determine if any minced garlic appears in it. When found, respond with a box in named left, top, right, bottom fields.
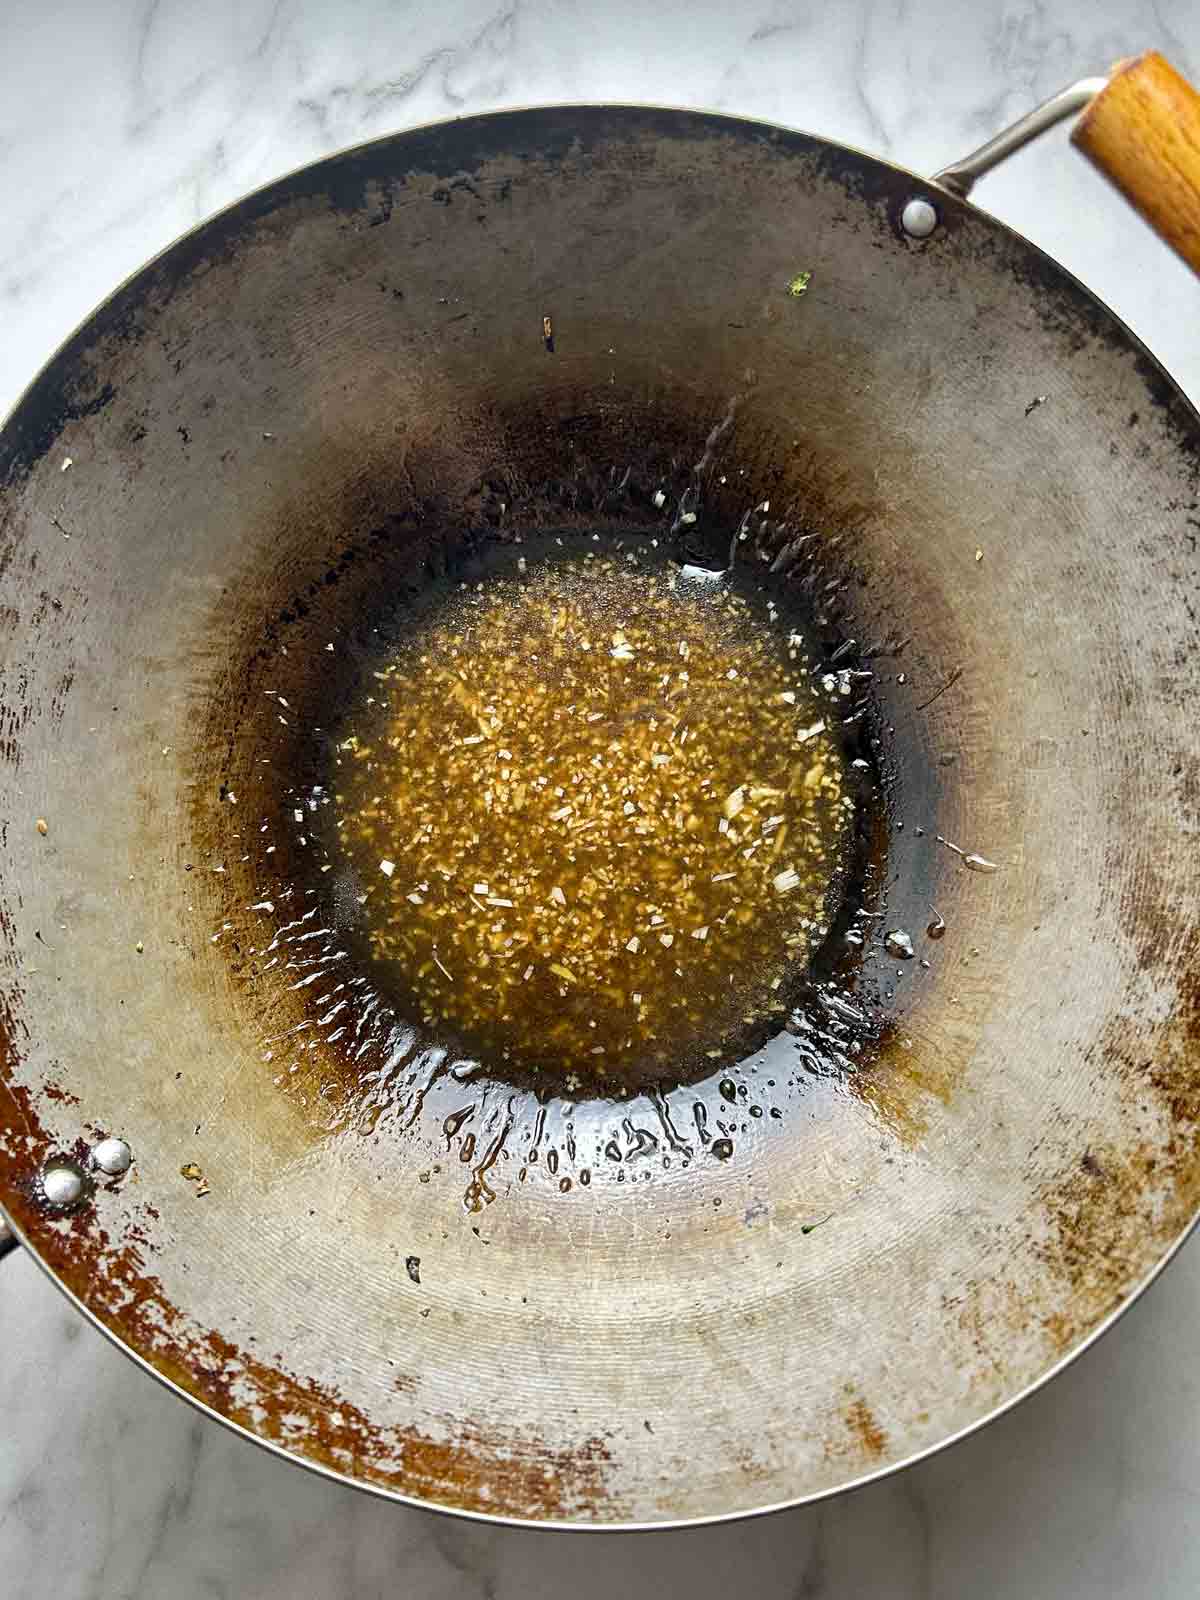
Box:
left=333, top=554, right=846, bottom=1082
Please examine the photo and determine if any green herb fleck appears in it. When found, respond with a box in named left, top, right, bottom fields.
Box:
left=786, top=271, right=812, bottom=299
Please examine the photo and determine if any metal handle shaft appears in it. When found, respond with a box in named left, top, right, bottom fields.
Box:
left=933, top=76, right=1111, bottom=199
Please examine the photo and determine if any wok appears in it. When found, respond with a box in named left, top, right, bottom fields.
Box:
left=2, top=53, right=1199, bottom=1526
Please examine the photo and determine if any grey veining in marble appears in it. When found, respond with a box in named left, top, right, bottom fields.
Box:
left=3, top=1, right=1200, bottom=1596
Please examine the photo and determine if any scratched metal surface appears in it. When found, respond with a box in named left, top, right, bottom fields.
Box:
left=0, top=106, right=1198, bottom=1524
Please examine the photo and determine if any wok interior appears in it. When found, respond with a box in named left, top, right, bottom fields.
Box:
left=200, top=436, right=897, bottom=1103
left=1, top=107, right=1198, bottom=1524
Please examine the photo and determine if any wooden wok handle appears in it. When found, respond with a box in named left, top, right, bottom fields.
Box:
left=1071, top=52, right=1200, bottom=276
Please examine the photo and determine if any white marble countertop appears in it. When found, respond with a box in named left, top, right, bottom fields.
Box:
left=2, top=2, right=1199, bottom=1594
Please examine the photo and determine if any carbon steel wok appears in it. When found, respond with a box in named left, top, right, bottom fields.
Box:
left=2, top=54, right=1200, bottom=1527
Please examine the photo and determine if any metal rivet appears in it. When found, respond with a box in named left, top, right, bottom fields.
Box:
left=40, top=1158, right=88, bottom=1211
left=92, top=1137, right=132, bottom=1176
left=901, top=197, right=939, bottom=239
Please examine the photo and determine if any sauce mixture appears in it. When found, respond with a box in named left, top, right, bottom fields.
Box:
left=332, top=548, right=849, bottom=1090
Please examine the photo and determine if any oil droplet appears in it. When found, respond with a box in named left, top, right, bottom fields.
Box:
left=559, top=1176, right=572, bottom=1193
left=623, top=1118, right=659, bottom=1157
left=749, top=1105, right=763, bottom=1118
left=547, top=1148, right=559, bottom=1175
left=464, top=1106, right=513, bottom=1212
left=579, top=1168, right=592, bottom=1186
left=927, top=910, right=946, bottom=940
left=649, top=1088, right=693, bottom=1157
left=459, top=1132, right=476, bottom=1163
left=693, top=1103, right=711, bottom=1145
left=397, top=1047, right=451, bottom=1131
left=718, top=1078, right=737, bottom=1104
left=526, top=1104, right=547, bottom=1163
left=443, top=1105, right=475, bottom=1143
left=711, top=1137, right=734, bottom=1160
left=963, top=853, right=999, bottom=873
left=884, top=929, right=915, bottom=960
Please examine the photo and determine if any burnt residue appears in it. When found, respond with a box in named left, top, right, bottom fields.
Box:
left=178, top=390, right=914, bottom=1142
left=7, top=98, right=1192, bottom=493
left=823, top=1391, right=889, bottom=1463
left=843, top=1396, right=887, bottom=1458
left=1020, top=744, right=1200, bottom=1354
left=851, top=1028, right=955, bottom=1148
left=1060, top=931, right=1200, bottom=1278
left=0, top=105, right=817, bottom=489
left=39, top=1076, right=79, bottom=1105
left=0, top=380, right=118, bottom=492
left=0, top=1097, right=614, bottom=1516
left=1035, top=1136, right=1157, bottom=1353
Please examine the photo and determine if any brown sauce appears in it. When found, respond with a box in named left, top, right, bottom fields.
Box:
left=331, top=549, right=849, bottom=1090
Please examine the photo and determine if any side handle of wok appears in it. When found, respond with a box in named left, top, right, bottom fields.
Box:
left=931, top=51, right=1200, bottom=278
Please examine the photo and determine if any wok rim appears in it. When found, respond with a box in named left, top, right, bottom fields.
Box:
left=2, top=98, right=1198, bottom=1531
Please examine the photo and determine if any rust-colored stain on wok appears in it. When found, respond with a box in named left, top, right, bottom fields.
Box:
left=0, top=1084, right=614, bottom=1519
left=843, top=1396, right=887, bottom=1458
left=823, top=1393, right=888, bottom=1463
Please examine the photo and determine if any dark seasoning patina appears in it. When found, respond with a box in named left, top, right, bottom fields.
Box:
left=1, top=106, right=1199, bottom=1523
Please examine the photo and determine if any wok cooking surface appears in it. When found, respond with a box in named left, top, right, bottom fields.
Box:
left=1, top=105, right=1198, bottom=1525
